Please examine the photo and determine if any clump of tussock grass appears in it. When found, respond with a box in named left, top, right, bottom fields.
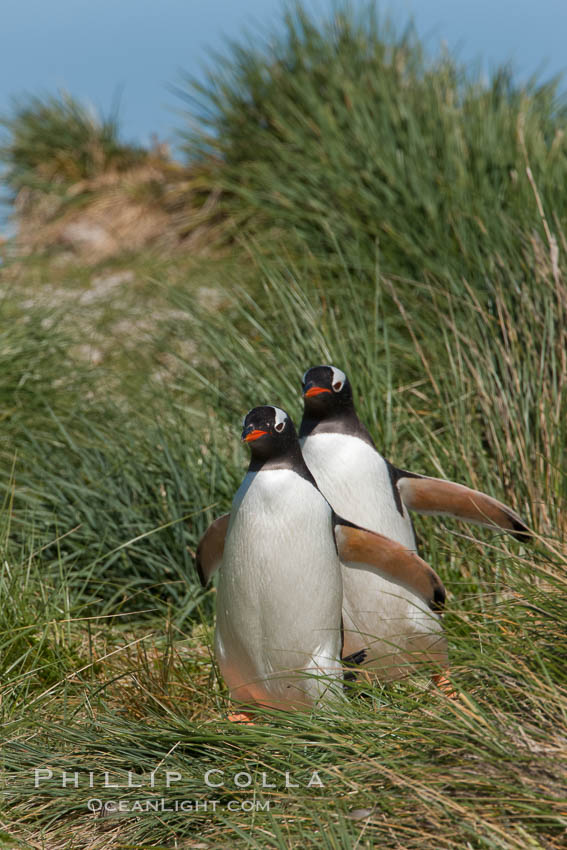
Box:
left=0, top=92, right=228, bottom=262
left=3, top=403, right=219, bottom=616
left=0, top=497, right=90, bottom=722
left=0, top=297, right=81, bottom=438
left=181, top=2, right=567, bottom=299
left=0, top=295, right=221, bottom=616
left=0, top=91, right=145, bottom=196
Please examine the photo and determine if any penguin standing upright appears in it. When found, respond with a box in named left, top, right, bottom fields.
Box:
left=299, top=365, right=530, bottom=682
left=196, top=405, right=447, bottom=713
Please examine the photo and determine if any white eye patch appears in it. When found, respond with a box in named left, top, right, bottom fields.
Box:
left=328, top=365, right=346, bottom=390
left=271, top=406, right=288, bottom=430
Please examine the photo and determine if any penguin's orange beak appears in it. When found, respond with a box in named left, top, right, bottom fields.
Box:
left=304, top=386, right=331, bottom=398
left=243, top=429, right=268, bottom=442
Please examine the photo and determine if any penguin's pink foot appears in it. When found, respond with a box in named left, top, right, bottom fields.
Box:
left=432, top=671, right=458, bottom=700
left=228, top=711, right=255, bottom=725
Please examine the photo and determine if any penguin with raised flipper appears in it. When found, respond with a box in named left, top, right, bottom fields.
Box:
left=196, top=405, right=447, bottom=716
left=299, top=364, right=530, bottom=683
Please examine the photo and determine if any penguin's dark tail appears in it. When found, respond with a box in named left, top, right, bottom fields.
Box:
left=342, top=648, right=367, bottom=684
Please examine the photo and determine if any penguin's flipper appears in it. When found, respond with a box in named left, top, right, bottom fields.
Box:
left=393, top=469, right=531, bottom=541
left=333, top=519, right=446, bottom=612
left=195, top=513, right=230, bottom=587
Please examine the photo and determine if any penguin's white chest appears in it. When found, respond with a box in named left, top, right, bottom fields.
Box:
left=300, top=433, right=415, bottom=547
left=215, top=469, right=343, bottom=709
left=300, top=433, right=446, bottom=678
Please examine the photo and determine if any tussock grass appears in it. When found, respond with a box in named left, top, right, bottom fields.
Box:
left=0, top=91, right=145, bottom=195
left=183, top=3, right=567, bottom=296
left=0, top=93, right=228, bottom=262
left=1, top=3, right=566, bottom=847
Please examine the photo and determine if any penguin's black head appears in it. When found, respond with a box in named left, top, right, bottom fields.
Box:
left=241, top=405, right=297, bottom=459
left=301, top=365, right=353, bottom=418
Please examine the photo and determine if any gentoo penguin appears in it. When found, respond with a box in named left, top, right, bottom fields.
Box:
left=196, top=405, right=447, bottom=714
left=299, top=364, right=530, bottom=682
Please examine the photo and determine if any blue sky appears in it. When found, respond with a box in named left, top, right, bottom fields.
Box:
left=2, top=0, right=566, bottom=149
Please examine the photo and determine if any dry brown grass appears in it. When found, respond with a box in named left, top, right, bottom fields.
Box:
left=12, top=153, right=228, bottom=264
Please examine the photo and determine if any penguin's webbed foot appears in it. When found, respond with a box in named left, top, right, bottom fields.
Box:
left=343, top=648, right=367, bottom=686
left=432, top=671, right=459, bottom=700
left=227, top=711, right=255, bottom=725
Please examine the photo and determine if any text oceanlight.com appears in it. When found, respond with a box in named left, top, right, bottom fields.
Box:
left=87, top=798, right=273, bottom=813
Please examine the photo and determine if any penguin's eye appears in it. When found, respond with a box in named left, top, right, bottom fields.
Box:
left=274, top=421, right=285, bottom=433
left=332, top=381, right=343, bottom=392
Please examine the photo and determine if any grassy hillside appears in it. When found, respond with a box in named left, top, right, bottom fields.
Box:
left=1, top=4, right=566, bottom=848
